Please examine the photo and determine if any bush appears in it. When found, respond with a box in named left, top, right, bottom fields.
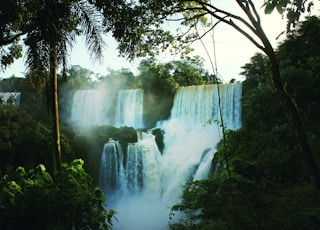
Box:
left=0, top=159, right=113, bottom=230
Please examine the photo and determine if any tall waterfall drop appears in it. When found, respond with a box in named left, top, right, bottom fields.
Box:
left=170, top=84, right=242, bottom=129
left=70, top=90, right=112, bottom=127
left=115, top=89, right=144, bottom=128
left=70, top=88, right=144, bottom=129
left=98, top=83, right=242, bottom=229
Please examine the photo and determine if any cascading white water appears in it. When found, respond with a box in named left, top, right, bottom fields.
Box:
left=193, top=148, right=216, bottom=181
left=125, top=143, right=144, bottom=194
left=170, top=85, right=216, bottom=124
left=98, top=83, right=242, bottom=229
left=100, top=134, right=166, bottom=230
left=218, top=83, right=242, bottom=130
left=70, top=90, right=112, bottom=127
left=115, top=89, right=144, bottom=129
left=0, top=92, right=21, bottom=106
left=99, top=140, right=126, bottom=198
left=122, top=133, right=162, bottom=196
left=170, top=83, right=242, bottom=129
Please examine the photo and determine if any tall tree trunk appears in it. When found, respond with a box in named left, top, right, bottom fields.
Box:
left=50, top=47, right=62, bottom=170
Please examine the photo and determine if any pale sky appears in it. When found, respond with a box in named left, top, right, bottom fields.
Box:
left=0, top=1, right=293, bottom=82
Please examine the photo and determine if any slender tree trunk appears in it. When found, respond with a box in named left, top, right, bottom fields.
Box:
left=50, top=47, right=62, bottom=170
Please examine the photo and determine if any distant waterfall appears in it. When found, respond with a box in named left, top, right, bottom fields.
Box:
left=70, top=88, right=144, bottom=128
left=115, top=89, right=144, bottom=129
left=98, top=83, right=242, bottom=230
left=70, top=90, right=112, bottom=127
left=0, top=92, right=21, bottom=106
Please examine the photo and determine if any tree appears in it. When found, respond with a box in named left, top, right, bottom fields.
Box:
left=0, top=0, right=26, bottom=70
left=240, top=53, right=271, bottom=82
left=1, top=0, right=105, bottom=170
left=63, top=65, right=95, bottom=90
left=170, top=56, right=212, bottom=86
left=137, top=58, right=176, bottom=126
left=0, top=104, right=76, bottom=176
left=169, top=17, right=320, bottom=229
left=263, top=0, right=316, bottom=30
left=276, top=16, right=320, bottom=159
left=58, top=65, right=96, bottom=121
left=98, top=68, right=137, bottom=89
left=98, top=0, right=320, bottom=188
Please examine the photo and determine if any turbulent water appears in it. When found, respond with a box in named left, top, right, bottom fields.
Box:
left=97, top=83, right=242, bottom=230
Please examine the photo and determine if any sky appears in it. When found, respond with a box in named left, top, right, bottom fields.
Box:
left=0, top=1, right=291, bottom=83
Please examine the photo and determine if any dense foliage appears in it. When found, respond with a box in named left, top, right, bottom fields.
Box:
left=0, top=159, right=113, bottom=229
left=0, top=105, right=76, bottom=176
left=169, top=16, right=320, bottom=230
left=263, top=0, right=316, bottom=30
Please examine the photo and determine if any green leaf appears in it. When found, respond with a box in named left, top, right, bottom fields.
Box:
left=36, top=164, right=46, bottom=172
left=264, top=1, right=277, bottom=14
left=276, top=3, right=285, bottom=14
left=61, top=162, right=68, bottom=168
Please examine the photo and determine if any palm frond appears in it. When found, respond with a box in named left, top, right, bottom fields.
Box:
left=56, top=29, right=76, bottom=75
left=25, top=32, right=50, bottom=73
left=73, top=0, right=105, bottom=62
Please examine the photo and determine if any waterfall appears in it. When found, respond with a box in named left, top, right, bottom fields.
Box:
left=70, top=90, right=112, bottom=127
left=98, top=83, right=242, bottom=229
left=0, top=92, right=21, bottom=106
left=160, top=118, right=221, bottom=203
left=170, top=83, right=242, bottom=129
left=101, top=134, right=166, bottom=230
left=99, top=140, right=126, bottom=197
left=193, top=148, right=215, bottom=181
left=70, top=88, right=143, bottom=128
left=170, top=85, right=216, bottom=124
left=125, top=143, right=144, bottom=194
left=101, top=134, right=162, bottom=197
left=115, top=89, right=144, bottom=129
left=138, top=133, right=162, bottom=196
left=218, top=83, right=242, bottom=130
